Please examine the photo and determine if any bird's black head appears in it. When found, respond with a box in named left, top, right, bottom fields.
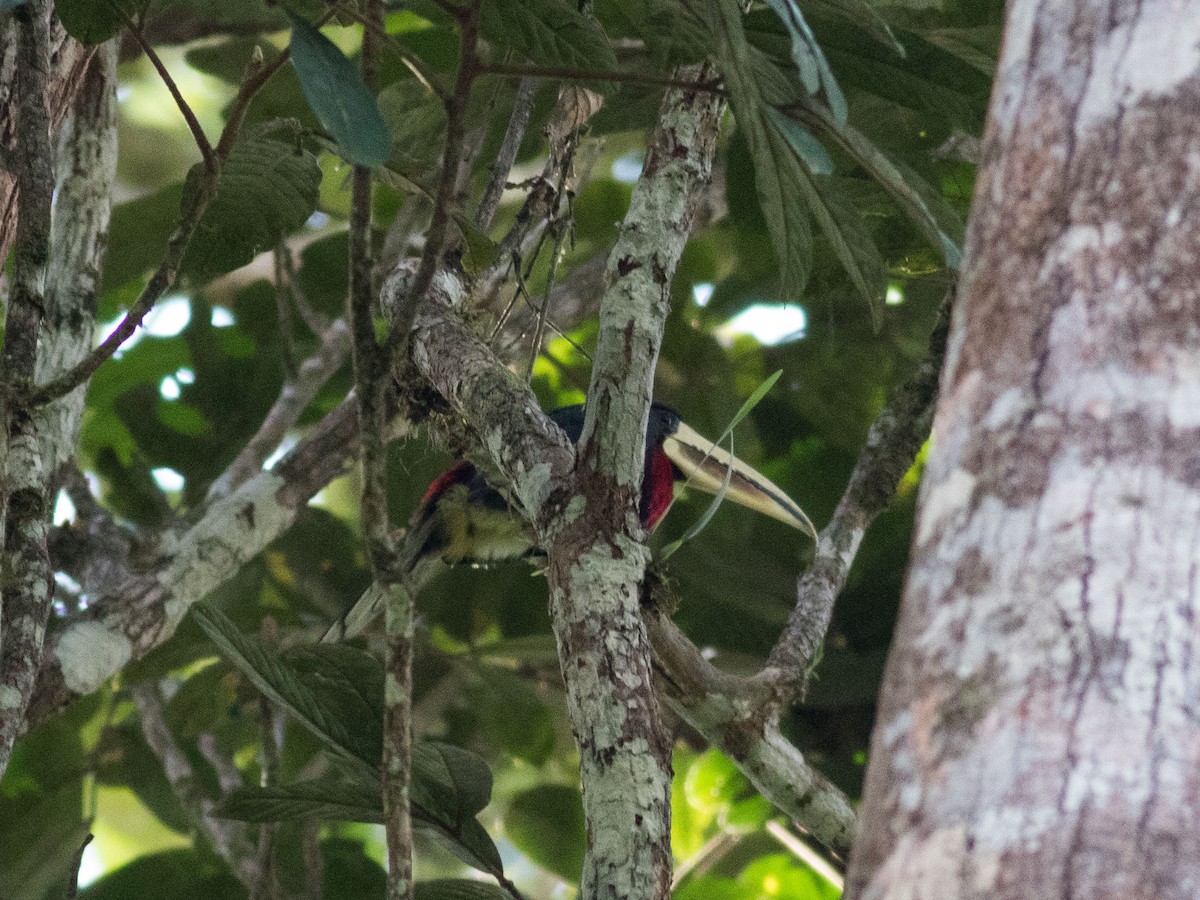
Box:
left=548, top=402, right=684, bottom=528
left=548, top=402, right=682, bottom=447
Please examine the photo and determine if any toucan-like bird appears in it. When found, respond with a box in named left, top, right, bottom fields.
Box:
left=323, top=403, right=814, bottom=642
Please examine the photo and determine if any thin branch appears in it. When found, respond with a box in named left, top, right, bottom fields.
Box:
left=643, top=605, right=857, bottom=856
left=133, top=682, right=262, bottom=891
left=756, top=286, right=954, bottom=710
left=383, top=5, right=479, bottom=366
left=476, top=75, right=538, bottom=231
left=206, top=317, right=351, bottom=503
left=479, top=61, right=723, bottom=93
left=765, top=820, right=845, bottom=890
left=104, top=0, right=215, bottom=170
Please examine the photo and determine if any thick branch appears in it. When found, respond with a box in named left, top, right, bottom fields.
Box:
left=26, top=397, right=375, bottom=728
left=0, top=0, right=59, bottom=777
left=545, top=63, right=722, bottom=900
left=645, top=609, right=856, bottom=856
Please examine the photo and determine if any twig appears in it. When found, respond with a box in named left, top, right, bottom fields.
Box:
left=66, top=833, right=94, bottom=900
left=133, top=682, right=262, bottom=891
left=671, top=830, right=739, bottom=889
left=382, top=5, right=479, bottom=366
left=765, top=820, right=845, bottom=890
left=273, top=247, right=298, bottom=378
left=479, top=61, right=723, bottom=93
left=103, top=0, right=215, bottom=170
left=278, top=242, right=331, bottom=337
left=756, top=286, right=954, bottom=710
left=206, top=317, right=351, bottom=503
left=476, top=76, right=538, bottom=230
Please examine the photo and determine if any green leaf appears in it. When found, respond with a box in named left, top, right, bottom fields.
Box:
left=54, top=0, right=140, bottom=45
left=801, top=175, right=889, bottom=326
left=414, top=881, right=510, bottom=900
left=190, top=602, right=375, bottom=773
left=286, top=12, right=390, bottom=166
left=505, top=785, right=585, bottom=881
left=675, top=878, right=756, bottom=900
left=705, top=0, right=813, bottom=299
left=761, top=0, right=847, bottom=125
left=792, top=103, right=963, bottom=267
left=766, top=107, right=832, bottom=176
left=480, top=0, right=618, bottom=71
left=102, top=183, right=187, bottom=292
left=182, top=136, right=321, bottom=282
left=412, top=742, right=494, bottom=823
left=217, top=779, right=383, bottom=824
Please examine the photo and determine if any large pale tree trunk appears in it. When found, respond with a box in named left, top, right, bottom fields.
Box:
left=847, top=1, right=1200, bottom=897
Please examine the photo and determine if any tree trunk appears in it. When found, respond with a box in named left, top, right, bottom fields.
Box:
left=847, top=1, right=1200, bottom=897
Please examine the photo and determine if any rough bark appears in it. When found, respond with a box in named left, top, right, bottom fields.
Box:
left=550, top=66, right=721, bottom=900
left=25, top=399, right=369, bottom=726
left=847, top=1, right=1200, bottom=897
left=0, top=9, right=95, bottom=267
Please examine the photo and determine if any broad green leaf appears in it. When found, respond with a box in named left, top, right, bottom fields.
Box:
left=286, top=12, right=390, bottom=166
left=480, top=0, right=618, bottom=71
left=766, top=107, right=832, bottom=175
left=432, top=816, right=505, bottom=876
left=76, top=850, right=246, bottom=900
left=761, top=0, right=847, bottom=125
left=412, top=742, right=494, bottom=823
left=191, top=602, right=375, bottom=773
left=102, top=183, right=187, bottom=293
left=414, top=881, right=510, bottom=900
left=596, top=0, right=709, bottom=69
left=279, top=644, right=385, bottom=766
left=217, top=779, right=383, bottom=824
left=182, top=136, right=321, bottom=282
left=800, top=174, right=889, bottom=326
left=807, top=0, right=905, bottom=57
left=505, top=785, right=585, bottom=882
left=705, top=0, right=813, bottom=299
left=54, top=0, right=141, bottom=45
left=791, top=102, right=963, bottom=267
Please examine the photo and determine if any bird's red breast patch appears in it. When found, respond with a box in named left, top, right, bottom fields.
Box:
left=643, top=448, right=677, bottom=531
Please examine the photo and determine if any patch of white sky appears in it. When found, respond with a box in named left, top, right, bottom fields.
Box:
left=611, top=151, right=643, bottom=183
left=692, top=282, right=808, bottom=347
left=99, top=298, right=236, bottom=360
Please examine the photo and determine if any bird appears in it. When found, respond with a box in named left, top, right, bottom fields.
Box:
left=322, top=402, right=815, bottom=642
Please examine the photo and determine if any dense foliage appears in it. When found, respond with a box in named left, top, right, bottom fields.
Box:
left=1, top=0, right=999, bottom=896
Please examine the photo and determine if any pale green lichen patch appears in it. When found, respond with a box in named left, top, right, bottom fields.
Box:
left=57, top=621, right=132, bottom=694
